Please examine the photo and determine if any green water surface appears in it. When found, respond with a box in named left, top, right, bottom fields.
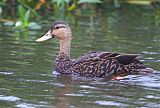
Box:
left=0, top=6, right=160, bottom=108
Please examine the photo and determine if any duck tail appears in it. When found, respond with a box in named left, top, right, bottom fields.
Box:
left=128, top=59, right=154, bottom=73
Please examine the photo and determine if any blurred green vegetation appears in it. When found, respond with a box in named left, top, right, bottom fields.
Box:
left=0, top=0, right=160, bottom=28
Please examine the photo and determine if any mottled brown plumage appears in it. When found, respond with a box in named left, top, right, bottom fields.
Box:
left=36, top=21, right=153, bottom=78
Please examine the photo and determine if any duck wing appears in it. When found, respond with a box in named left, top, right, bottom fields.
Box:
left=72, top=51, right=140, bottom=77
left=114, top=54, right=140, bottom=65
left=74, top=51, right=139, bottom=64
left=73, top=51, right=120, bottom=63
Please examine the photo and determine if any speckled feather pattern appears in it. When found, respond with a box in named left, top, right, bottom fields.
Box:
left=55, top=52, right=148, bottom=78
left=46, top=21, right=153, bottom=78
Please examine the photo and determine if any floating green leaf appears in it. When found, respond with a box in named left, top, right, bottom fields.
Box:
left=123, top=0, right=151, bottom=5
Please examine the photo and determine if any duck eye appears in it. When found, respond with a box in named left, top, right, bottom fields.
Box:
left=55, top=26, right=60, bottom=29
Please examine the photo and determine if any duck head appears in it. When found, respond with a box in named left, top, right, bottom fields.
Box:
left=36, top=21, right=72, bottom=42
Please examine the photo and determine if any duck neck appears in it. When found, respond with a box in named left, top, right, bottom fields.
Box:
left=59, top=37, right=72, bottom=58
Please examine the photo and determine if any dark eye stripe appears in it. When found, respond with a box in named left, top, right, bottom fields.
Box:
left=50, top=26, right=66, bottom=30
left=55, top=26, right=65, bottom=29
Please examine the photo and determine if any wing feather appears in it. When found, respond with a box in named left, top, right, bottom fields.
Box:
left=72, top=51, right=123, bottom=77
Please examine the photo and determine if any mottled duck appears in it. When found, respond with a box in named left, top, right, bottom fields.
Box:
left=36, top=21, right=153, bottom=79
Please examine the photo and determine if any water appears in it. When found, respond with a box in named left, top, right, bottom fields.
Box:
left=0, top=6, right=160, bottom=108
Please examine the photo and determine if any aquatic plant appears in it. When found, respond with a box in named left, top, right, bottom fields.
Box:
left=16, top=5, right=30, bottom=27
left=0, top=0, right=159, bottom=26
left=52, top=0, right=102, bottom=12
left=15, top=4, right=41, bottom=29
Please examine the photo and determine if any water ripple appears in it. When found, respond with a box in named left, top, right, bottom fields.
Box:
left=94, top=100, right=128, bottom=107
left=0, top=71, right=14, bottom=75
left=0, top=95, right=20, bottom=102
